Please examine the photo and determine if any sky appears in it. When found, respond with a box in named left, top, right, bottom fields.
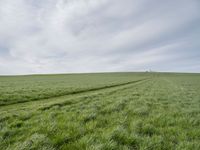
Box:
left=0, top=0, right=200, bottom=75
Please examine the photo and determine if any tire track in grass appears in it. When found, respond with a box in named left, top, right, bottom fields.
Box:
left=38, top=78, right=150, bottom=115
left=0, top=78, right=149, bottom=113
left=0, top=78, right=150, bottom=124
left=39, top=78, right=149, bottom=111
left=0, top=78, right=149, bottom=107
left=0, top=78, right=152, bottom=150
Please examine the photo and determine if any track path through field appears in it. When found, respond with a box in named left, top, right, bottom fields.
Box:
left=0, top=78, right=150, bottom=120
left=1, top=76, right=200, bottom=149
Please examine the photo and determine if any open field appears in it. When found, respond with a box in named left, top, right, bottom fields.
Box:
left=0, top=72, right=200, bottom=149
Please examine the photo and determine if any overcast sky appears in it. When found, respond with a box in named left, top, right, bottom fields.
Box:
left=0, top=0, right=200, bottom=75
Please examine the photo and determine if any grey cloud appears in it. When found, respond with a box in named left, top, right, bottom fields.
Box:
left=0, top=0, right=200, bottom=74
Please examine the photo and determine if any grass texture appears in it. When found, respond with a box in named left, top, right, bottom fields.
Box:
left=0, top=72, right=199, bottom=149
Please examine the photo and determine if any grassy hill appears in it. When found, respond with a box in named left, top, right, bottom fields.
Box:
left=0, top=72, right=200, bottom=149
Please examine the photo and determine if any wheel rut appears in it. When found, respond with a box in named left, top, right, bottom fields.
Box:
left=0, top=78, right=149, bottom=109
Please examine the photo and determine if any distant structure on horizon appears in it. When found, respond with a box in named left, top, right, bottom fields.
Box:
left=146, top=69, right=156, bottom=72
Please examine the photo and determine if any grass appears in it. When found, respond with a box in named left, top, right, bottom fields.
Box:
left=0, top=73, right=148, bottom=106
left=0, top=72, right=200, bottom=149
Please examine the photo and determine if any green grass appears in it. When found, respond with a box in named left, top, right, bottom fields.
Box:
left=0, top=73, right=148, bottom=106
left=0, top=72, right=200, bottom=149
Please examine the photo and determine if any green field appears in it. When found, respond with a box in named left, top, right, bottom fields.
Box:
left=0, top=72, right=200, bottom=150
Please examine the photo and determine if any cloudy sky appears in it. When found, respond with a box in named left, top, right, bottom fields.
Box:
left=0, top=0, right=200, bottom=75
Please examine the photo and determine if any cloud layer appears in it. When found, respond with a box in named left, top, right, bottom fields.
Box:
left=0, top=0, right=200, bottom=74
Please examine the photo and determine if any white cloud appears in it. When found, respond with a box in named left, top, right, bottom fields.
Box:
left=0, top=0, right=200, bottom=74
